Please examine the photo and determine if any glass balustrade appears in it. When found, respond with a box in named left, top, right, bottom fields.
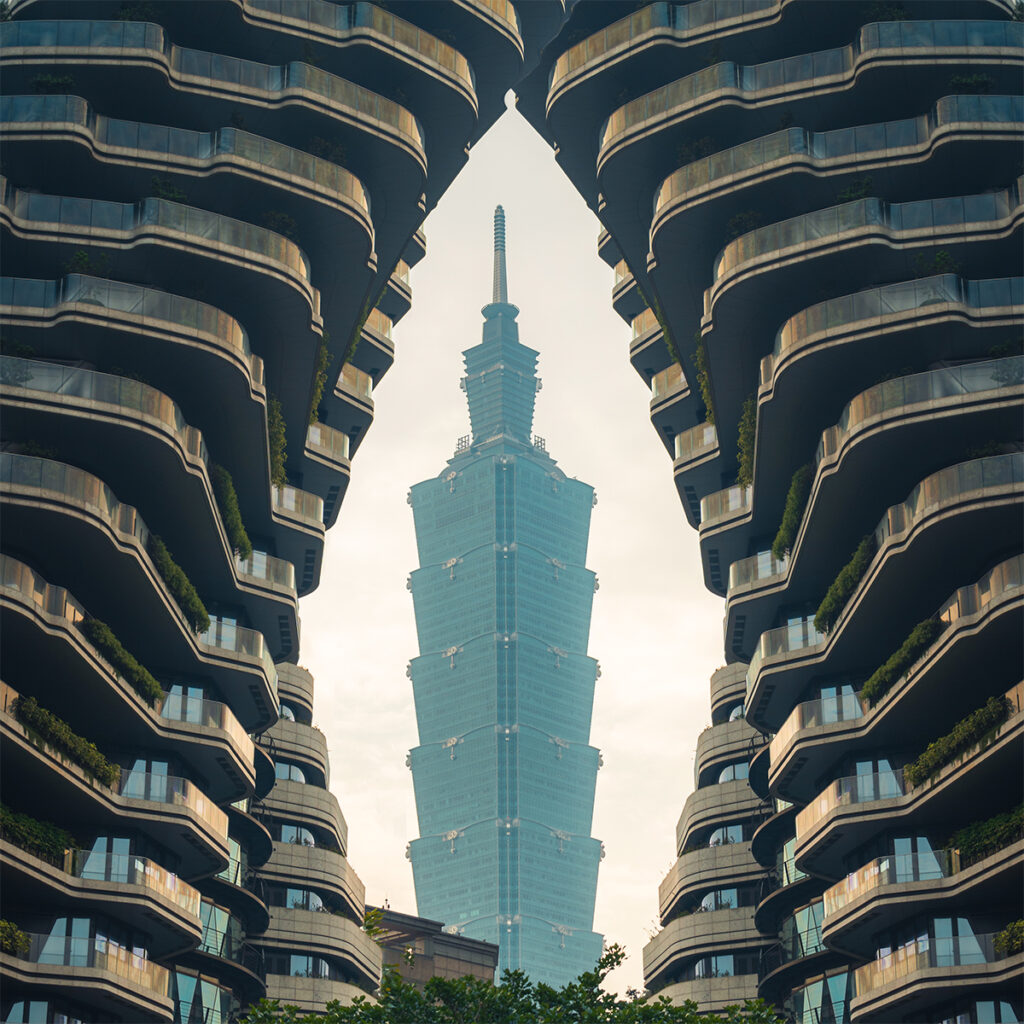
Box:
left=307, top=422, right=351, bottom=463
left=728, top=550, right=787, bottom=591
left=0, top=95, right=371, bottom=214
left=116, top=768, right=228, bottom=839
left=656, top=95, right=1022, bottom=210
left=392, top=259, right=411, bottom=286
left=651, top=362, right=685, bottom=399
left=362, top=307, right=393, bottom=340
left=0, top=552, right=89, bottom=629
left=14, top=930, right=169, bottom=996
left=854, top=931, right=1004, bottom=996
left=598, top=20, right=1021, bottom=153
left=633, top=308, right=662, bottom=340
left=746, top=616, right=824, bottom=698
left=711, top=178, right=1022, bottom=285
left=272, top=484, right=325, bottom=526
left=771, top=692, right=865, bottom=764
left=469, top=0, right=521, bottom=35
left=0, top=18, right=428, bottom=150
left=63, top=849, right=202, bottom=919
left=0, top=274, right=263, bottom=385
left=674, top=422, right=717, bottom=462
left=818, top=359, right=1024, bottom=467
left=823, top=849, right=954, bottom=919
left=158, top=692, right=253, bottom=763
left=198, top=617, right=279, bottom=703
left=938, top=552, right=1024, bottom=627
left=235, top=551, right=296, bottom=592
left=762, top=275, right=1023, bottom=387
left=337, top=362, right=373, bottom=399
left=613, top=259, right=633, bottom=288
left=797, top=767, right=905, bottom=840
left=1, top=356, right=208, bottom=464
left=699, top=483, right=751, bottom=526
left=1, top=177, right=314, bottom=286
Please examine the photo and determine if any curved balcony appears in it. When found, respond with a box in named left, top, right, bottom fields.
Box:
left=745, top=454, right=1024, bottom=729
left=265, top=718, right=330, bottom=781
left=749, top=799, right=795, bottom=868
left=851, top=931, right=1024, bottom=1023
left=676, top=778, right=762, bottom=855
left=709, top=662, right=748, bottom=717
left=823, top=840, right=1024, bottom=956
left=632, top=308, right=678, bottom=391
left=0, top=552, right=258, bottom=800
left=262, top=779, right=348, bottom=855
left=652, top=973, right=761, bottom=1013
left=260, top=906, right=381, bottom=990
left=768, top=556, right=1024, bottom=803
left=349, top=306, right=395, bottom=381
left=659, top=841, right=763, bottom=922
left=331, top=361, right=374, bottom=441
left=753, top=838, right=814, bottom=935
left=0, top=839, right=202, bottom=957
left=259, top=841, right=366, bottom=923
left=2, top=356, right=300, bottom=655
left=795, top=699, right=1023, bottom=877
left=644, top=906, right=764, bottom=991
left=694, top=717, right=761, bottom=784
left=758, top=904, right=839, bottom=1003
left=303, top=421, right=352, bottom=528
left=611, top=259, right=646, bottom=321
left=227, top=798, right=274, bottom=870
left=276, top=663, right=315, bottom=718
left=263, top=973, right=370, bottom=1013
left=0, top=928, right=172, bottom=1022
left=187, top=903, right=265, bottom=1002
left=0, top=453, right=281, bottom=724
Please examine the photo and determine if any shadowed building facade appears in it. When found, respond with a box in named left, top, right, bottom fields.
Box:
left=406, top=208, right=604, bottom=987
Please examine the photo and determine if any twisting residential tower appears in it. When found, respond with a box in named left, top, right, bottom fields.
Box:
left=406, top=207, right=604, bottom=987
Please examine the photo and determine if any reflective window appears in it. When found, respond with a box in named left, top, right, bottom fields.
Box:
left=727, top=702, right=745, bottom=721
left=279, top=703, right=296, bottom=721
left=274, top=761, right=306, bottom=783
left=718, top=761, right=749, bottom=784
left=278, top=824, right=315, bottom=847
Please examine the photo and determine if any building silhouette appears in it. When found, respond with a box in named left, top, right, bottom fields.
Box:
left=0, top=4, right=570, bottom=1021
left=406, top=207, right=604, bottom=987
left=512, top=3, right=1024, bottom=1022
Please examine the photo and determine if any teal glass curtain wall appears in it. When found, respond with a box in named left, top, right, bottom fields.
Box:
left=406, top=209, right=603, bottom=986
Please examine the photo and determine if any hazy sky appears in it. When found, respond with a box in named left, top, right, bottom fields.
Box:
left=301, top=100, right=725, bottom=995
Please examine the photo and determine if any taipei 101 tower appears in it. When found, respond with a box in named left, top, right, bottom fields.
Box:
left=405, top=207, right=604, bottom=985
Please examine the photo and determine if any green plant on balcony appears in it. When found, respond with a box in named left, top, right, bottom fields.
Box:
left=835, top=176, right=873, bottom=203
left=150, top=176, right=188, bottom=203
left=63, top=249, right=110, bottom=276
left=948, top=804, right=1024, bottom=868
left=0, top=803, right=74, bottom=865
left=904, top=695, right=1012, bottom=787
left=211, top=464, right=253, bottom=561
left=950, top=73, right=994, bottom=95
left=268, top=394, right=288, bottom=487
left=860, top=617, right=942, bottom=706
left=726, top=210, right=763, bottom=242
left=262, top=211, right=299, bottom=242
left=736, top=394, right=756, bottom=488
left=30, top=73, right=75, bottom=94
left=913, top=249, right=961, bottom=277
left=81, top=616, right=163, bottom=707
left=309, top=332, right=330, bottom=425
left=115, top=1, right=158, bottom=18
left=994, top=920, right=1024, bottom=956
left=770, top=463, right=813, bottom=560
left=308, top=136, right=348, bottom=167
left=813, top=533, right=877, bottom=634
left=11, top=695, right=120, bottom=787
left=866, top=2, right=907, bottom=20
left=147, top=534, right=211, bottom=633
left=0, top=920, right=30, bottom=956
left=693, top=332, right=715, bottom=425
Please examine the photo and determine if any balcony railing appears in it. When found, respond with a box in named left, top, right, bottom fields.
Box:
left=0, top=552, right=89, bottom=629
left=307, top=422, right=351, bottom=462
left=362, top=307, right=393, bottom=340
left=771, top=692, right=864, bottom=765
left=613, top=259, right=632, bottom=288
left=272, top=483, right=325, bottom=526
left=0, top=18, right=426, bottom=151
left=116, top=768, right=228, bottom=840
left=198, top=616, right=279, bottom=703
left=823, top=848, right=956, bottom=920
left=337, top=362, right=373, bottom=399
left=728, top=550, right=787, bottom=591
left=158, top=692, right=253, bottom=764
left=854, top=931, right=1009, bottom=997
left=235, top=551, right=296, bottom=592
left=674, top=422, right=717, bottom=462
left=10, top=930, right=169, bottom=997
left=746, top=616, right=825, bottom=699
left=763, top=275, right=1023, bottom=387
left=0, top=95, right=371, bottom=214
left=392, top=259, right=411, bottom=287
left=656, top=95, right=1022, bottom=211
left=699, top=483, right=751, bottom=527
left=633, top=307, right=662, bottom=340
left=62, top=849, right=202, bottom=919
left=796, top=767, right=906, bottom=840
left=938, top=552, right=1024, bottom=628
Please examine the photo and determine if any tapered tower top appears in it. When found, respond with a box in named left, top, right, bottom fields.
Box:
left=462, top=205, right=539, bottom=448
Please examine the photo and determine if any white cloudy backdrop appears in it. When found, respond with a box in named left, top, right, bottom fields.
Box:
left=299, top=102, right=726, bottom=995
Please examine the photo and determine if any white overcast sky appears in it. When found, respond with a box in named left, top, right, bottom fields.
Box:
left=300, top=100, right=725, bottom=995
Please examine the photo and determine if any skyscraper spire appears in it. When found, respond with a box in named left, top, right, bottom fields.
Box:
left=492, top=204, right=508, bottom=304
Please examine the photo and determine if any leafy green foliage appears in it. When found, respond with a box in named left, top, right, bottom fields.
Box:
left=268, top=394, right=288, bottom=487
left=905, top=696, right=1012, bottom=787
left=115, top=1, right=158, bottom=19
left=725, top=210, right=763, bottom=242
left=861, top=618, right=943, bottom=706
left=12, top=695, right=119, bottom=787
left=263, top=211, right=299, bottom=242
left=736, top=393, right=756, bottom=488
left=0, top=920, right=30, bottom=956
left=994, top=920, right=1024, bottom=956
left=865, top=2, right=907, bottom=20
left=813, top=534, right=877, bottom=634
left=913, top=249, right=960, bottom=276
left=770, top=463, right=813, bottom=560
left=147, top=534, right=210, bottom=633
left=30, top=73, right=75, bottom=94
left=950, top=73, right=993, bottom=95
left=835, top=176, right=872, bottom=203
left=0, top=803, right=74, bottom=865
left=693, top=333, right=715, bottom=425
left=63, top=249, right=110, bottom=276
left=81, top=616, right=163, bottom=707
left=309, top=332, right=330, bottom=425
left=211, top=464, right=253, bottom=561
left=241, top=944, right=784, bottom=1023
left=150, top=176, right=188, bottom=203
left=948, top=804, right=1024, bottom=868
